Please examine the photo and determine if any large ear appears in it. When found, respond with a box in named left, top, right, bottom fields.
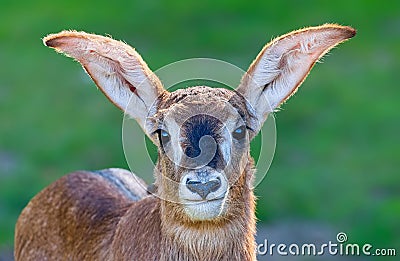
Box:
left=236, top=24, right=356, bottom=130
left=43, top=31, right=165, bottom=132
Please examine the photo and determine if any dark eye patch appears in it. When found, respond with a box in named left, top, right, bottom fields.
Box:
left=183, top=115, right=220, bottom=158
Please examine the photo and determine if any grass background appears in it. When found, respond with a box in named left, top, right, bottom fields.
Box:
left=0, top=0, right=399, bottom=258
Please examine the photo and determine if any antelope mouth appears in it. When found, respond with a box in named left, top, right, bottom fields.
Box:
left=178, top=168, right=229, bottom=220
left=181, top=195, right=225, bottom=204
left=181, top=196, right=227, bottom=221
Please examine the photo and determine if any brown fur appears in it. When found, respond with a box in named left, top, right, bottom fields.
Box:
left=15, top=171, right=133, bottom=260
left=15, top=24, right=355, bottom=261
left=15, top=164, right=256, bottom=260
left=112, top=159, right=256, bottom=260
left=15, top=88, right=258, bottom=260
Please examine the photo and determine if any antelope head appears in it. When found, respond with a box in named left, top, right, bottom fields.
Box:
left=44, top=24, right=355, bottom=223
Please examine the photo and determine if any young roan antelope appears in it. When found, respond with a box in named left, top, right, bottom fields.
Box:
left=15, top=24, right=355, bottom=260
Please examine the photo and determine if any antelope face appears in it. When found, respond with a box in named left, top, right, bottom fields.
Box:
left=148, top=87, right=255, bottom=220
left=44, top=25, right=355, bottom=221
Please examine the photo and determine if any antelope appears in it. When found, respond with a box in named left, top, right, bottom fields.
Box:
left=15, top=24, right=355, bottom=260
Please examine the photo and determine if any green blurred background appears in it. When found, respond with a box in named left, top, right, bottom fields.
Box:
left=0, top=0, right=399, bottom=258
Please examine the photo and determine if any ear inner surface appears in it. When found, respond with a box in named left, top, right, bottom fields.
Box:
left=43, top=31, right=165, bottom=127
left=237, top=24, right=356, bottom=128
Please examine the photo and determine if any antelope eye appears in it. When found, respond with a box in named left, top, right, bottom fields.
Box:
left=232, top=125, right=246, bottom=140
left=157, top=129, right=170, bottom=144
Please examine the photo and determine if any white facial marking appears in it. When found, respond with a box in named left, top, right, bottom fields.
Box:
left=219, top=127, right=231, bottom=165
left=164, top=119, right=183, bottom=172
left=179, top=168, right=229, bottom=220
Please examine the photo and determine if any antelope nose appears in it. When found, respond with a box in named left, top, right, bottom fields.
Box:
left=186, top=177, right=221, bottom=199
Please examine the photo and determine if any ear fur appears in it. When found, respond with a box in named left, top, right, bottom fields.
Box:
left=237, top=24, right=356, bottom=130
left=44, top=31, right=165, bottom=131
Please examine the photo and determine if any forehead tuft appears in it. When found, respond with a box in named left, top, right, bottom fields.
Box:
left=155, top=86, right=252, bottom=123
left=160, top=86, right=234, bottom=108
